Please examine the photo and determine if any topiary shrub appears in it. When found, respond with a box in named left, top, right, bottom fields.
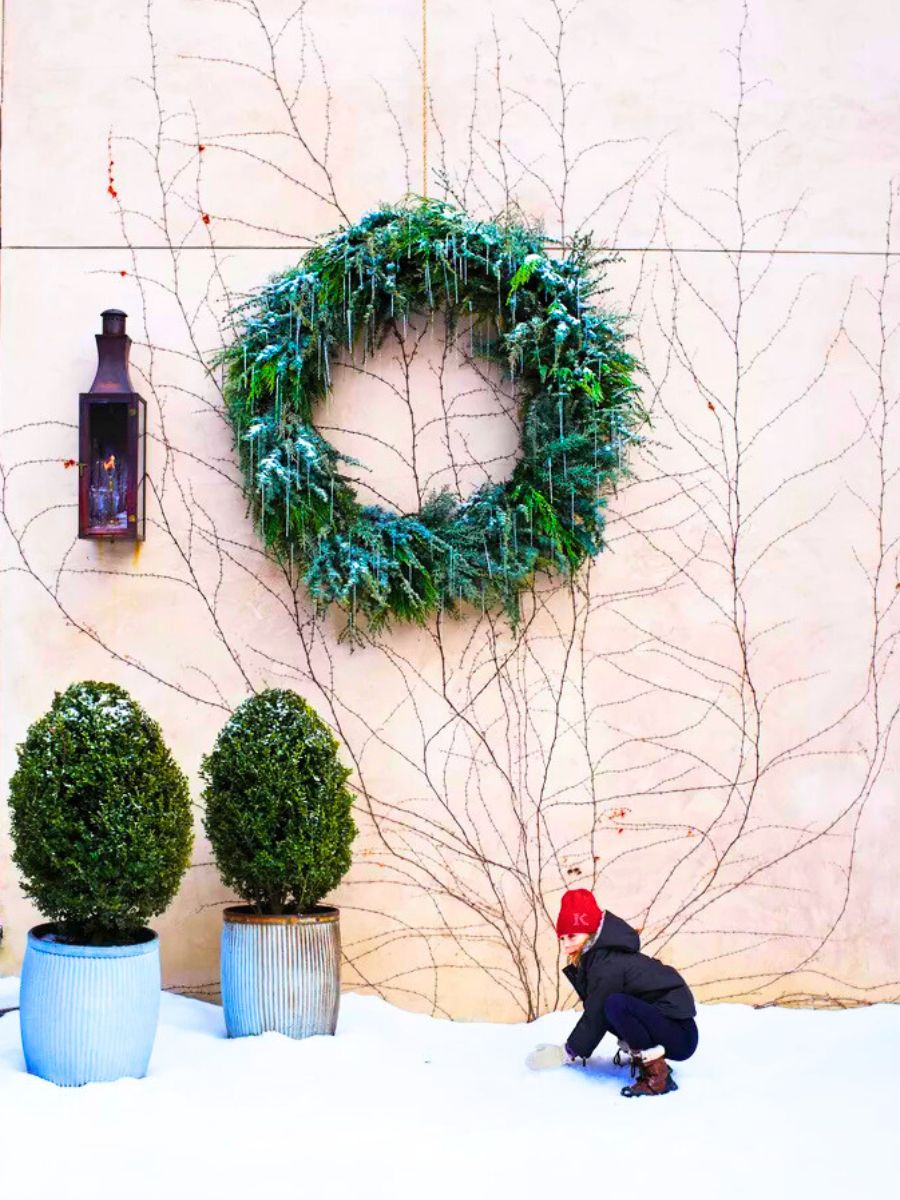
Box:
left=201, top=689, right=357, bottom=915
left=8, top=681, right=194, bottom=945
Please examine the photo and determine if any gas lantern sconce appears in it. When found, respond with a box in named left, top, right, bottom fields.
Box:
left=78, top=309, right=146, bottom=540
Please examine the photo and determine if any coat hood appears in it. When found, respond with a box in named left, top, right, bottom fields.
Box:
left=594, top=910, right=641, bottom=954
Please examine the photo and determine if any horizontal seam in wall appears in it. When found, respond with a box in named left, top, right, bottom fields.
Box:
left=1, top=245, right=898, bottom=257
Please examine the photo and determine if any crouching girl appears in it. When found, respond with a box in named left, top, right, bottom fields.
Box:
left=526, top=889, right=698, bottom=1097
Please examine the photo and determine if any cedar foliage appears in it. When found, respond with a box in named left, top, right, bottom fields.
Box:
left=216, top=198, right=646, bottom=638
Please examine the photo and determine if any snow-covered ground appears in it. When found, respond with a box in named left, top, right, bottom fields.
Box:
left=0, top=975, right=893, bottom=1199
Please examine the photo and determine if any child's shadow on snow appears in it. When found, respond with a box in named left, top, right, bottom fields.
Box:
left=579, top=1058, right=628, bottom=1086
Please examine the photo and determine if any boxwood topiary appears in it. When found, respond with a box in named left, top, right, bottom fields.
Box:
left=8, top=681, right=194, bottom=945
left=201, top=689, right=356, bottom=915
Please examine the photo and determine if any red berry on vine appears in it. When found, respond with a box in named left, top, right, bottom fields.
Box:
left=120, top=270, right=127, bottom=277
left=707, top=401, right=715, bottom=412
left=201, top=213, right=210, bottom=225
left=198, top=143, right=206, bottom=152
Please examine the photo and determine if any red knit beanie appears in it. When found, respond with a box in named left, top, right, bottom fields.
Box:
left=556, top=889, right=603, bottom=937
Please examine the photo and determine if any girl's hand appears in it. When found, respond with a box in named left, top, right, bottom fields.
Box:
left=525, top=1043, right=569, bottom=1070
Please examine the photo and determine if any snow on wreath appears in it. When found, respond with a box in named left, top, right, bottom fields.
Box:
left=215, top=199, right=646, bottom=641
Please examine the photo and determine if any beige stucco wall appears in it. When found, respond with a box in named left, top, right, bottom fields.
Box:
left=1, top=0, right=898, bottom=1018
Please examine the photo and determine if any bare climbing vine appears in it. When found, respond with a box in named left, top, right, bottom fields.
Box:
left=1, top=0, right=897, bottom=1015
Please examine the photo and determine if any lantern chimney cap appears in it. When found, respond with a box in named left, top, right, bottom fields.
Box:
left=100, top=309, right=128, bottom=336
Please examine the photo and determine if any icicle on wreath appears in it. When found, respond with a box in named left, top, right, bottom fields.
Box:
left=215, top=199, right=646, bottom=640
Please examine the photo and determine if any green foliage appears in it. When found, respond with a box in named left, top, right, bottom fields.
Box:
left=201, top=689, right=357, bottom=915
left=8, top=681, right=194, bottom=945
left=215, top=198, right=647, bottom=638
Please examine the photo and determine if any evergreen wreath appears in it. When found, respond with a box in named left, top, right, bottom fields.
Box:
left=217, top=199, right=645, bottom=638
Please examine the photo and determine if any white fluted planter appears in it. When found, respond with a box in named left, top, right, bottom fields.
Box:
left=220, top=906, right=341, bottom=1039
left=20, top=924, right=160, bottom=1086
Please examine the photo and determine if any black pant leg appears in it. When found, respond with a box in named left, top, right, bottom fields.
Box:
left=603, top=992, right=698, bottom=1060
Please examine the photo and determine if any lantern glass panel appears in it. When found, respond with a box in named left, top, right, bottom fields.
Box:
left=135, top=397, right=146, bottom=537
left=86, top=401, right=130, bottom=533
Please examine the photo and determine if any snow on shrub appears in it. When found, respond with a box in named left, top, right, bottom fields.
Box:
left=201, top=689, right=356, bottom=915
left=9, top=681, right=194, bottom=944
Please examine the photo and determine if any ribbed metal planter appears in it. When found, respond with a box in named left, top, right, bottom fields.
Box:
left=221, top=906, right=341, bottom=1039
left=20, top=924, right=161, bottom=1087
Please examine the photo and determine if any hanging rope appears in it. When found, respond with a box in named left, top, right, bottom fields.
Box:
left=422, top=0, right=429, bottom=196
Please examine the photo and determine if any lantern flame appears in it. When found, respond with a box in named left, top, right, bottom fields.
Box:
left=103, top=454, right=116, bottom=471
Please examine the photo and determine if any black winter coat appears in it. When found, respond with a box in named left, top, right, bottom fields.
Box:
left=562, top=911, right=696, bottom=1059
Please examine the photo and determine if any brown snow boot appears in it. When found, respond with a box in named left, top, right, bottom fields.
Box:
left=621, top=1045, right=678, bottom=1098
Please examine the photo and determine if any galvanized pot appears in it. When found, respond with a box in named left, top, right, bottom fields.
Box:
left=220, top=905, right=340, bottom=1039
left=20, top=924, right=160, bottom=1086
